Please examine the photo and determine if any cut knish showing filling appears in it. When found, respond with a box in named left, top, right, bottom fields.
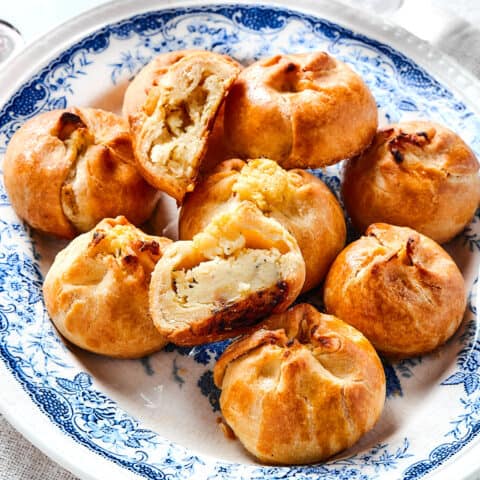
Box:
left=149, top=202, right=305, bottom=345
left=134, top=53, right=240, bottom=201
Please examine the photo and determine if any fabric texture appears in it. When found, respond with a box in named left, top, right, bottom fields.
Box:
left=0, top=415, right=77, bottom=479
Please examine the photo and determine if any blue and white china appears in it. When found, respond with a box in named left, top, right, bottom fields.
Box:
left=0, top=1, right=479, bottom=478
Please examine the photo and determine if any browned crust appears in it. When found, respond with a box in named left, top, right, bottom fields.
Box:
left=3, top=107, right=159, bottom=238
left=126, top=50, right=241, bottom=202
left=43, top=216, right=172, bottom=358
left=213, top=303, right=386, bottom=464
left=223, top=52, right=378, bottom=169
left=323, top=223, right=467, bottom=357
left=166, top=281, right=290, bottom=346
left=342, top=121, right=480, bottom=243
left=4, top=109, right=78, bottom=238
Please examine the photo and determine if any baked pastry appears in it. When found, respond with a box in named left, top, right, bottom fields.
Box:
left=214, top=303, right=386, bottom=464
left=323, top=223, right=466, bottom=358
left=342, top=121, right=480, bottom=243
left=123, top=52, right=233, bottom=176
left=43, top=216, right=171, bottom=358
left=223, top=51, right=378, bottom=168
left=3, top=107, right=159, bottom=239
left=150, top=201, right=306, bottom=345
left=179, top=158, right=346, bottom=292
left=198, top=104, right=233, bottom=174
left=122, top=51, right=202, bottom=120
left=125, top=50, right=241, bottom=201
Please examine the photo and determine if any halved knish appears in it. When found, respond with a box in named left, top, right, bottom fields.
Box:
left=128, top=50, right=241, bottom=202
left=149, top=202, right=306, bottom=345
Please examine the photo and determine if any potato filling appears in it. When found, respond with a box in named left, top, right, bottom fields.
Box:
left=60, top=122, right=96, bottom=231
left=232, top=158, right=301, bottom=211
left=172, top=248, right=282, bottom=305
left=148, top=74, right=225, bottom=177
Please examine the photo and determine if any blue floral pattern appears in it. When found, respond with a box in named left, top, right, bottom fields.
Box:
left=0, top=4, right=479, bottom=480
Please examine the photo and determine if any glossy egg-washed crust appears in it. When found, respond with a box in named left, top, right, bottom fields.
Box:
left=150, top=201, right=306, bottom=345
left=3, top=107, right=159, bottom=239
left=324, top=223, right=466, bottom=358
left=342, top=121, right=480, bottom=243
left=223, top=51, right=378, bottom=169
left=125, top=50, right=241, bottom=202
left=43, top=216, right=172, bottom=358
left=214, top=303, right=386, bottom=464
left=179, top=158, right=346, bottom=292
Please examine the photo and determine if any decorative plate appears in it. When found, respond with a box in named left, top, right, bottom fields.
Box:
left=0, top=1, right=479, bottom=479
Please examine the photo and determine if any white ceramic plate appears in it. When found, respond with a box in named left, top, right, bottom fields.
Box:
left=1, top=1, right=480, bottom=479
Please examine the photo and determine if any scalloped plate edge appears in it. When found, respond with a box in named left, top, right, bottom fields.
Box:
left=1, top=1, right=480, bottom=479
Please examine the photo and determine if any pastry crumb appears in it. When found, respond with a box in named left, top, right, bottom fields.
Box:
left=217, top=417, right=236, bottom=440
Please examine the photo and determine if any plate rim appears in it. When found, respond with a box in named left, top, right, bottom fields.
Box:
left=1, top=1, right=480, bottom=479
left=2, top=0, right=480, bottom=117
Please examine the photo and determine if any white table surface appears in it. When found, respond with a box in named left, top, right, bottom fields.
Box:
left=0, top=1, right=479, bottom=479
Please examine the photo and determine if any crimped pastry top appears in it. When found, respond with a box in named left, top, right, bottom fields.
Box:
left=361, top=121, right=479, bottom=174
left=44, top=215, right=172, bottom=309
left=213, top=303, right=385, bottom=464
left=342, top=121, right=480, bottom=243
left=81, top=217, right=169, bottom=273
left=324, top=223, right=466, bottom=357
left=250, top=52, right=359, bottom=97
left=214, top=303, right=383, bottom=388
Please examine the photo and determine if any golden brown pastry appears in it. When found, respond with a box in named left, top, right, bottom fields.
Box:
left=179, top=158, right=346, bottom=292
left=149, top=201, right=305, bottom=345
left=125, top=50, right=241, bottom=201
left=198, top=104, right=233, bottom=175
left=43, top=216, right=171, bottom=358
left=223, top=51, right=378, bottom=169
left=323, top=223, right=466, bottom=358
left=3, top=107, right=159, bottom=239
left=342, top=121, right=480, bottom=243
left=214, top=303, right=386, bottom=464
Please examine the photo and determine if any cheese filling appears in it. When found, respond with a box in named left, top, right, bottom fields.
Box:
left=88, top=224, right=161, bottom=272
